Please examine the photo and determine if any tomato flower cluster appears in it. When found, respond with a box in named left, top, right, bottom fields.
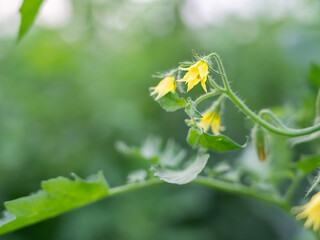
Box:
left=150, top=56, right=222, bottom=135
left=150, top=51, right=320, bottom=234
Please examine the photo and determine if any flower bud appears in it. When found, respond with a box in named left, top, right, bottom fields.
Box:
left=252, top=125, right=267, bottom=162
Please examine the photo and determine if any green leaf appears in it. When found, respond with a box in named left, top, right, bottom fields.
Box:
left=0, top=172, right=109, bottom=235
left=152, top=153, right=209, bottom=184
left=151, top=91, right=186, bottom=112
left=187, top=128, right=246, bottom=152
left=18, top=0, right=45, bottom=41
left=199, top=133, right=246, bottom=152
left=185, top=98, right=202, bottom=118
left=296, top=155, right=320, bottom=174
left=309, top=64, right=320, bottom=87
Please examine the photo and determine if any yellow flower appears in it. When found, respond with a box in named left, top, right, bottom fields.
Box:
left=178, top=60, right=209, bottom=92
left=293, top=191, right=320, bottom=231
left=150, top=76, right=176, bottom=100
left=197, top=112, right=221, bottom=135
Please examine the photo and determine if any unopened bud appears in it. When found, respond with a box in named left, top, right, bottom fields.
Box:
left=252, top=125, right=267, bottom=162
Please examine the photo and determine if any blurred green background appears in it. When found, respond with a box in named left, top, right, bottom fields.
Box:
left=0, top=0, right=320, bottom=239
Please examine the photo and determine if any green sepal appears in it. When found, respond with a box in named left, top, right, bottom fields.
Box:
left=185, top=98, right=202, bottom=118
left=252, top=125, right=268, bottom=162
left=150, top=89, right=186, bottom=112
left=187, top=128, right=247, bottom=152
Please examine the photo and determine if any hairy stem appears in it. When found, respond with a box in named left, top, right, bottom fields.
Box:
left=208, top=53, right=320, bottom=137
left=258, top=109, right=288, bottom=129
left=193, top=177, right=289, bottom=210
left=194, top=90, right=220, bottom=105
left=226, top=90, right=320, bottom=137
left=109, top=177, right=289, bottom=211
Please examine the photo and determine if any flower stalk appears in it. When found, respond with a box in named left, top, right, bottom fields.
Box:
left=209, top=53, right=320, bottom=137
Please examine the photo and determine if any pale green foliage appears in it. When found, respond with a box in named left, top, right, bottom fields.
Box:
left=118, top=137, right=207, bottom=184
left=116, top=136, right=186, bottom=168
left=152, top=153, right=209, bottom=184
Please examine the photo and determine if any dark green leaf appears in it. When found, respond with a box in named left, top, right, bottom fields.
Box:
left=152, top=153, right=209, bottom=184
left=296, top=155, right=320, bottom=174
left=199, top=133, right=246, bottom=152
left=151, top=91, right=186, bottom=112
left=18, top=0, right=45, bottom=41
left=185, top=98, right=202, bottom=118
left=187, top=128, right=246, bottom=152
left=0, top=172, right=109, bottom=235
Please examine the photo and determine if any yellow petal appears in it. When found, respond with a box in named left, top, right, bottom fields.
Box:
left=201, top=76, right=207, bottom=92
left=180, top=61, right=201, bottom=71
left=293, top=191, right=320, bottom=231
left=178, top=68, right=198, bottom=82
left=197, top=113, right=214, bottom=132
left=150, top=76, right=176, bottom=100
left=186, top=77, right=201, bottom=92
left=211, top=113, right=221, bottom=135
left=198, top=61, right=209, bottom=79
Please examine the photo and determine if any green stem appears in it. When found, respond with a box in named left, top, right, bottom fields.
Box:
left=258, top=109, right=288, bottom=130
left=208, top=53, right=320, bottom=137
left=207, top=53, right=230, bottom=90
left=109, top=177, right=289, bottom=211
left=213, top=55, right=230, bottom=91
left=194, top=90, right=220, bottom=105
left=226, top=90, right=320, bottom=137
left=109, top=178, right=164, bottom=196
left=193, top=177, right=289, bottom=210
left=208, top=76, right=226, bottom=92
